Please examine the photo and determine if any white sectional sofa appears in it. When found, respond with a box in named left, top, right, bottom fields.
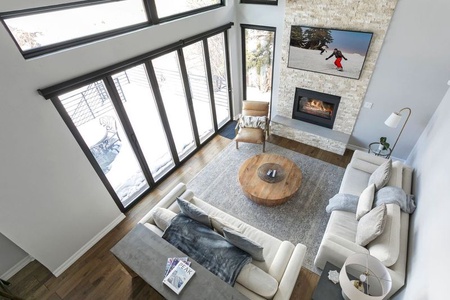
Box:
left=139, top=182, right=307, bottom=300
left=314, top=150, right=413, bottom=298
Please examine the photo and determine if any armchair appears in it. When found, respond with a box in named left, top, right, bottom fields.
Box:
left=235, top=101, right=269, bottom=152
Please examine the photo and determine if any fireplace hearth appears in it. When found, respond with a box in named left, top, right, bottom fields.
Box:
left=292, top=88, right=341, bottom=129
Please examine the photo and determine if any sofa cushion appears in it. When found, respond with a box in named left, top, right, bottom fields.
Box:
left=152, top=207, right=177, bottom=231
left=236, top=264, right=278, bottom=298
left=177, top=197, right=211, bottom=228
left=223, top=227, right=265, bottom=261
left=210, top=216, right=241, bottom=235
left=368, top=159, right=392, bottom=190
left=356, top=184, right=375, bottom=220
left=356, top=204, right=387, bottom=246
left=368, top=204, right=401, bottom=267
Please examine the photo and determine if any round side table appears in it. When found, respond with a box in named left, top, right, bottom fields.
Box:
left=368, top=142, right=392, bottom=158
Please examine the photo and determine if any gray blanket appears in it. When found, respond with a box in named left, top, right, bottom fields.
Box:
left=162, top=214, right=252, bottom=286
left=326, top=186, right=416, bottom=214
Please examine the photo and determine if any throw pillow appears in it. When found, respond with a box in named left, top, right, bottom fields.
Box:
left=210, top=216, right=241, bottom=235
left=356, top=184, right=376, bottom=221
left=223, top=227, right=265, bottom=261
left=356, top=204, right=387, bottom=246
left=239, top=115, right=266, bottom=130
left=326, top=193, right=359, bottom=214
left=368, top=159, right=392, bottom=190
left=176, top=197, right=211, bottom=228
left=152, top=207, right=177, bottom=231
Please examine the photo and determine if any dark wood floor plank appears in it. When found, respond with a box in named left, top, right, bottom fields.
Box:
left=6, top=134, right=352, bottom=299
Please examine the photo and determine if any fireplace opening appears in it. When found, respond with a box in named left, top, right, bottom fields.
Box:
left=292, top=88, right=341, bottom=129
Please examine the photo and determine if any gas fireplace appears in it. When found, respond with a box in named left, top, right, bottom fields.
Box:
left=292, top=88, right=341, bottom=129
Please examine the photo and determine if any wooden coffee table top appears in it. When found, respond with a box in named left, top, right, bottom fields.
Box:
left=238, top=153, right=302, bottom=206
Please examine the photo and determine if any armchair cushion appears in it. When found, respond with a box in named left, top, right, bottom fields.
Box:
left=235, top=128, right=265, bottom=144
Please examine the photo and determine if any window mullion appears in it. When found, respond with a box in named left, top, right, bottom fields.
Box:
left=142, top=0, right=159, bottom=24
left=224, top=30, right=233, bottom=120
left=178, top=49, right=200, bottom=148
left=203, top=38, right=219, bottom=132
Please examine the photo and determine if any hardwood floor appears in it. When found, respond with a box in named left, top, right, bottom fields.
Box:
left=5, top=134, right=353, bottom=300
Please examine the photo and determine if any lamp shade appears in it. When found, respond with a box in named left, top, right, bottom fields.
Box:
left=339, top=253, right=392, bottom=300
left=384, top=112, right=402, bottom=128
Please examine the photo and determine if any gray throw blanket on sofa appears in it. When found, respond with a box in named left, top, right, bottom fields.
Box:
left=326, top=186, right=416, bottom=214
left=162, top=214, right=252, bottom=286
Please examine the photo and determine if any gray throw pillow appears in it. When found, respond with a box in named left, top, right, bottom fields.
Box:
left=356, top=204, right=387, bottom=246
left=356, top=183, right=376, bottom=221
left=368, top=159, right=392, bottom=190
left=176, top=197, right=211, bottom=228
left=223, top=227, right=265, bottom=261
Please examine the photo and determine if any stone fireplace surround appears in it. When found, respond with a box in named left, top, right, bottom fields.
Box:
left=270, top=0, right=398, bottom=155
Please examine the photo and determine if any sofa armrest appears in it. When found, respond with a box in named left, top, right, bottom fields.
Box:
left=350, top=150, right=389, bottom=174
left=314, top=233, right=369, bottom=269
left=138, top=182, right=187, bottom=225
left=273, top=244, right=306, bottom=300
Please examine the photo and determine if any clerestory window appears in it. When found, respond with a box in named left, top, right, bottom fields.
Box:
left=0, top=0, right=224, bottom=59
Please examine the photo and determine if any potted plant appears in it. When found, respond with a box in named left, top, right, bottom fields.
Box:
left=379, top=137, right=390, bottom=151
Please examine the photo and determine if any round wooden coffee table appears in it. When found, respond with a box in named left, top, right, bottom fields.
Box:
left=238, top=153, right=302, bottom=206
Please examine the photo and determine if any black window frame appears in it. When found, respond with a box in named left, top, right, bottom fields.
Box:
left=241, top=23, right=276, bottom=107
left=0, top=0, right=224, bottom=59
left=240, top=0, right=278, bottom=5
left=39, top=23, right=234, bottom=212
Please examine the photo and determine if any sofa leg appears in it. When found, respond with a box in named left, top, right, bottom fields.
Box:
left=263, top=142, right=265, bottom=153
left=236, top=141, right=239, bottom=149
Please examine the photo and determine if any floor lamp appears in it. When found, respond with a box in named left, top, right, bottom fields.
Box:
left=384, top=107, right=412, bottom=156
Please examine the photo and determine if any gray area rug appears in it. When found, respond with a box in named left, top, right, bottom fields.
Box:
left=187, top=142, right=345, bottom=274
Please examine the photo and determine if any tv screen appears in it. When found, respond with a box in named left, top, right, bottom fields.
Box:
left=287, top=25, right=373, bottom=80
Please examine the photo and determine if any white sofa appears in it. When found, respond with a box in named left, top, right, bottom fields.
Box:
left=139, top=182, right=307, bottom=300
left=314, top=150, right=413, bottom=298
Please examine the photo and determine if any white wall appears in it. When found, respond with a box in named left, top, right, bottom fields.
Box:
left=0, top=0, right=235, bottom=275
left=392, top=85, right=450, bottom=299
left=350, top=0, right=450, bottom=160
left=0, top=233, right=29, bottom=279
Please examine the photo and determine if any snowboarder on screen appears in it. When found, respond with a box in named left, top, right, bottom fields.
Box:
left=319, top=45, right=328, bottom=55
left=326, top=48, right=347, bottom=71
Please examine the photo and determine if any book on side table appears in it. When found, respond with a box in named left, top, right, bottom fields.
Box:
left=163, top=260, right=195, bottom=294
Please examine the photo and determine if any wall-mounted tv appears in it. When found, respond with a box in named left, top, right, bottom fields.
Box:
left=287, top=25, right=373, bottom=80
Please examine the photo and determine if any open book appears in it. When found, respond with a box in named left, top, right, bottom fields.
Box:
left=163, top=260, right=195, bottom=294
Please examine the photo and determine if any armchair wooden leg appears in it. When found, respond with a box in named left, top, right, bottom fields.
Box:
left=236, top=141, right=239, bottom=149
left=263, top=142, right=265, bottom=153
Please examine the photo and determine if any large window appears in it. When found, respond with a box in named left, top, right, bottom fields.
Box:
left=155, top=0, right=221, bottom=19
left=241, top=24, right=276, bottom=103
left=3, top=0, right=147, bottom=52
left=41, top=26, right=232, bottom=211
left=0, top=0, right=224, bottom=58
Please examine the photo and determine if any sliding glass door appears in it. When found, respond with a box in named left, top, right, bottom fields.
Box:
left=111, top=65, right=175, bottom=182
left=153, top=52, right=196, bottom=160
left=58, top=81, right=150, bottom=206
left=50, top=30, right=232, bottom=211
left=183, top=41, right=215, bottom=143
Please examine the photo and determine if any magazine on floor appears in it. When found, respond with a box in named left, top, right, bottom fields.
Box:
left=163, top=260, right=195, bottom=294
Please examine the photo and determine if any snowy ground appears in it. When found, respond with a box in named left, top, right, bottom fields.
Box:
left=287, top=46, right=366, bottom=79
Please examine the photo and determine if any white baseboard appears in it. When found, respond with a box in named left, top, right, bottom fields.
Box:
left=1, top=255, right=35, bottom=280
left=52, top=213, right=126, bottom=277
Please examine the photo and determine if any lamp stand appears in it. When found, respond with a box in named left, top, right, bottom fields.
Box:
left=390, top=107, right=411, bottom=155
